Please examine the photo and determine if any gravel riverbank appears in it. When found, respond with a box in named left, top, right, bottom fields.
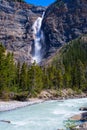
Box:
left=0, top=99, right=44, bottom=112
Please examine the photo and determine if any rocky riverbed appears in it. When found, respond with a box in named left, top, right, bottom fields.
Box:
left=70, top=107, right=87, bottom=130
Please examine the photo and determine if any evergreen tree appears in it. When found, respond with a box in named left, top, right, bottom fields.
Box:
left=0, top=44, right=5, bottom=91
left=15, top=61, right=21, bottom=89
left=5, top=53, right=16, bottom=88
left=27, top=62, right=43, bottom=96
left=75, top=60, right=86, bottom=89
left=20, top=62, right=28, bottom=91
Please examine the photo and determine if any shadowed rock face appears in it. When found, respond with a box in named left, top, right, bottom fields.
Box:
left=0, top=0, right=45, bottom=64
left=0, top=0, right=87, bottom=64
left=80, top=107, right=87, bottom=111
left=42, top=0, right=87, bottom=57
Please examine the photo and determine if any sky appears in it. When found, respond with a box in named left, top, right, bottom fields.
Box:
left=25, top=0, right=55, bottom=6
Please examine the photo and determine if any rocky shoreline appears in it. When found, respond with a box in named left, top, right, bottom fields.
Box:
left=0, top=98, right=44, bottom=112
left=70, top=107, right=87, bottom=130
left=0, top=89, right=87, bottom=112
left=38, top=89, right=87, bottom=100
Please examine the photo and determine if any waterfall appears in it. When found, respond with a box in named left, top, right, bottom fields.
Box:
left=32, top=13, right=45, bottom=63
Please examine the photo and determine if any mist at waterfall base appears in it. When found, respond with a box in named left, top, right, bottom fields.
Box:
left=32, top=14, right=45, bottom=64
left=0, top=98, right=87, bottom=130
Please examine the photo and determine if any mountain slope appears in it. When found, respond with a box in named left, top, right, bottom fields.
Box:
left=0, top=0, right=45, bottom=64
left=44, top=35, right=87, bottom=90
left=44, top=35, right=87, bottom=66
left=42, top=0, right=87, bottom=57
left=0, top=0, right=87, bottom=64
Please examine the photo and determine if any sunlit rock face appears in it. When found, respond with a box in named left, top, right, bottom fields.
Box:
left=0, top=0, right=87, bottom=64
left=42, top=0, right=87, bottom=57
left=0, top=0, right=45, bottom=64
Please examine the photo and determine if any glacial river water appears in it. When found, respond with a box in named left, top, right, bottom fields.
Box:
left=0, top=98, right=87, bottom=130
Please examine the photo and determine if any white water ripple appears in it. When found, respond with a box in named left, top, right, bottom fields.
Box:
left=0, top=98, right=87, bottom=130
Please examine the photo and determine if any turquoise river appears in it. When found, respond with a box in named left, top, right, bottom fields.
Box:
left=0, top=98, right=87, bottom=130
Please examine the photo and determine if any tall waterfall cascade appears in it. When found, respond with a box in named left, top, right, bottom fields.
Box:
left=32, top=13, right=45, bottom=63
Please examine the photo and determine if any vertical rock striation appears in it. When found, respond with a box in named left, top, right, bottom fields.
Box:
left=0, top=0, right=87, bottom=63
left=42, top=0, right=87, bottom=57
left=0, top=0, right=45, bottom=64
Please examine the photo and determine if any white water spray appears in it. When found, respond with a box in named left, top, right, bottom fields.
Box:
left=32, top=13, right=45, bottom=63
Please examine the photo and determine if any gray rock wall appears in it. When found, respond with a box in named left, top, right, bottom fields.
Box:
left=42, top=0, right=87, bottom=57
left=0, top=0, right=45, bottom=64
left=1, top=0, right=87, bottom=64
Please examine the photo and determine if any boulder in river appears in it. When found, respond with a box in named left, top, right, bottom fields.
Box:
left=0, top=120, right=11, bottom=124
left=79, top=107, right=87, bottom=111
left=70, top=112, right=87, bottom=121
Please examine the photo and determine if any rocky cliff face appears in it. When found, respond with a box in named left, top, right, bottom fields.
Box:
left=0, top=0, right=45, bottom=64
left=0, top=0, right=87, bottom=64
left=42, top=0, right=87, bottom=57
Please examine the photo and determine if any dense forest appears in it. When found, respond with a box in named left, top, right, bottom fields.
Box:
left=0, top=36, right=87, bottom=100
